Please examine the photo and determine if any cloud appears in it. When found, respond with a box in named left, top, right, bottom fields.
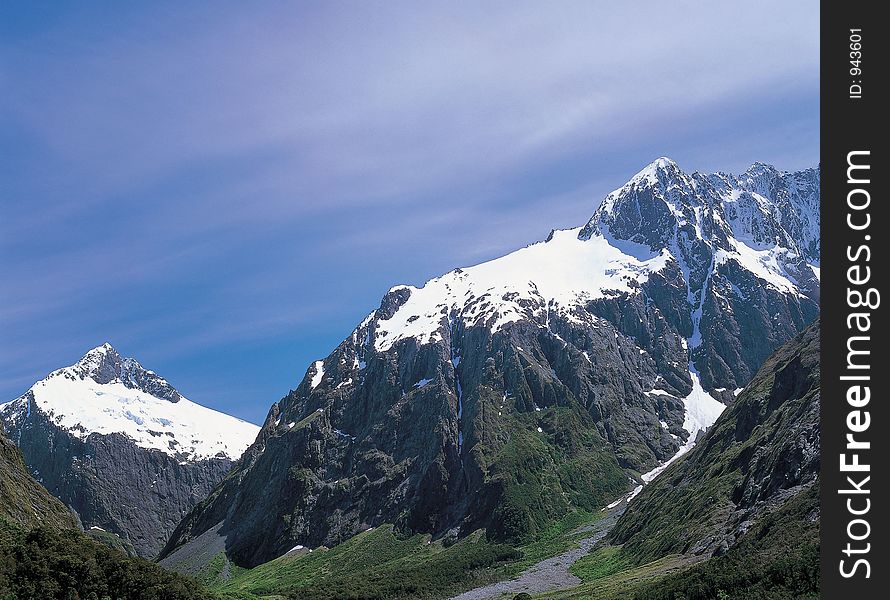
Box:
left=0, top=1, right=819, bottom=415
left=3, top=1, right=817, bottom=200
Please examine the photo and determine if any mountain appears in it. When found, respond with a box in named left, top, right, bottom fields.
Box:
left=160, top=158, right=819, bottom=569
left=0, top=343, right=260, bottom=558
left=607, top=320, right=820, bottom=598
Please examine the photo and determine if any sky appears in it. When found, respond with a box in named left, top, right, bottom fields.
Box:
left=0, top=1, right=819, bottom=425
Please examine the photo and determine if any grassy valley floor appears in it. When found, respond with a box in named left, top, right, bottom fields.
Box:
left=201, top=509, right=609, bottom=600
left=199, top=484, right=817, bottom=600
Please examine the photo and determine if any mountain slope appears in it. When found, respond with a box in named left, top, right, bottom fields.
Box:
left=0, top=343, right=260, bottom=558
left=0, top=427, right=78, bottom=531
left=534, top=321, right=820, bottom=600
left=609, top=320, right=819, bottom=563
left=161, top=158, right=818, bottom=569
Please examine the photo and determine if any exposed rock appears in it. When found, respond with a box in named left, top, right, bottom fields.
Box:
left=609, top=321, right=820, bottom=559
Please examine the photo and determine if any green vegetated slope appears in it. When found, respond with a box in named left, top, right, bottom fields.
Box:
left=630, top=484, right=819, bottom=600
left=218, top=526, right=517, bottom=600
left=540, top=486, right=818, bottom=600
left=539, top=321, right=821, bottom=600
left=0, top=427, right=213, bottom=599
left=86, top=526, right=140, bottom=557
left=0, top=521, right=212, bottom=600
left=0, top=430, right=77, bottom=531
left=468, top=404, right=627, bottom=543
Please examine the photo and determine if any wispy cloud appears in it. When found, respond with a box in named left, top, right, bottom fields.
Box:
left=0, top=1, right=818, bottom=422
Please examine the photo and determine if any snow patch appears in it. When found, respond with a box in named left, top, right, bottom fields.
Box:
left=626, top=485, right=644, bottom=503
left=715, top=240, right=800, bottom=295
left=639, top=364, right=725, bottom=486
left=310, top=361, right=325, bottom=389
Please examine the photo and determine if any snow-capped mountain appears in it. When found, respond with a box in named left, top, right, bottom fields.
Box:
left=374, top=158, right=817, bottom=357
left=0, top=344, right=260, bottom=558
left=1, top=343, right=258, bottom=462
left=161, top=158, right=818, bottom=570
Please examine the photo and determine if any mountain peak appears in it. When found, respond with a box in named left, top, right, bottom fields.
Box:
left=578, top=156, right=694, bottom=245
left=645, top=156, right=680, bottom=171
left=66, top=344, right=182, bottom=403
left=75, top=343, right=123, bottom=381
left=627, top=156, right=683, bottom=186
left=742, top=161, right=781, bottom=180
left=77, top=341, right=120, bottom=368
left=2, top=346, right=261, bottom=463
left=747, top=160, right=777, bottom=170
left=80, top=341, right=118, bottom=359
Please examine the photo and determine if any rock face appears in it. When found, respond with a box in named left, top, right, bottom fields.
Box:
left=580, top=158, right=819, bottom=390
left=609, top=320, right=820, bottom=560
left=0, top=344, right=260, bottom=558
left=160, top=158, right=819, bottom=569
left=0, top=427, right=78, bottom=530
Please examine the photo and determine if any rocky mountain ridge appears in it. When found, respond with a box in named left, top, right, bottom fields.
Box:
left=156, top=157, right=818, bottom=568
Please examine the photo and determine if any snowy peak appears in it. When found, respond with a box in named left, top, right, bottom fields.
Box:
left=360, top=158, right=818, bottom=360
left=579, top=156, right=699, bottom=249
left=68, top=343, right=182, bottom=403
left=0, top=347, right=260, bottom=462
left=627, top=156, right=684, bottom=187
left=587, top=159, right=818, bottom=246
left=581, top=159, right=819, bottom=299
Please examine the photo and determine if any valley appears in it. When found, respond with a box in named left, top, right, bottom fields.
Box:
left=1, top=158, right=820, bottom=599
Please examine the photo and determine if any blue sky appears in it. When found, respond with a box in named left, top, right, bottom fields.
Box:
left=0, top=1, right=818, bottom=425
